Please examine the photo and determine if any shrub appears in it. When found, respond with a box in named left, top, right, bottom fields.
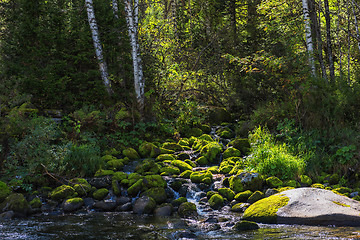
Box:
left=246, top=126, right=305, bottom=180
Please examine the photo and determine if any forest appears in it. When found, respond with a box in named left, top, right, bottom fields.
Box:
left=1, top=0, right=360, bottom=230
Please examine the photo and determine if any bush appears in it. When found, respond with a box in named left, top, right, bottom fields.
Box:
left=246, top=126, right=305, bottom=180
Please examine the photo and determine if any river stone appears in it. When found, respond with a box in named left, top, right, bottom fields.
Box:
left=117, top=196, right=131, bottom=205
left=244, top=187, right=360, bottom=226
left=0, top=211, right=14, bottom=220
left=133, top=196, right=156, bottom=214
left=93, top=200, right=117, bottom=211
left=154, top=204, right=173, bottom=216
left=89, top=176, right=112, bottom=189
left=116, top=202, right=132, bottom=212
left=0, top=193, right=30, bottom=217
left=233, top=220, right=259, bottom=231
left=63, top=198, right=84, bottom=212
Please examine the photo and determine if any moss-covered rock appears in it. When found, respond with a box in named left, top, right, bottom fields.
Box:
left=184, top=159, right=196, bottom=168
left=63, top=197, right=84, bottom=212
left=186, top=128, right=203, bottom=137
left=69, top=178, right=92, bottom=196
left=178, top=202, right=197, bottom=217
left=266, top=176, right=283, bottom=188
left=248, top=191, right=265, bottom=203
left=277, top=187, right=295, bottom=192
left=200, top=142, right=222, bottom=163
left=195, top=156, right=208, bottom=166
left=94, top=169, right=115, bottom=177
left=311, top=183, right=325, bottom=189
left=113, top=171, right=128, bottom=181
left=0, top=193, right=30, bottom=216
left=206, top=191, right=217, bottom=199
left=50, top=185, right=76, bottom=201
left=106, top=159, right=124, bottom=171
left=160, top=166, right=180, bottom=176
left=200, top=124, right=211, bottom=133
left=0, top=181, right=12, bottom=203
left=127, top=179, right=143, bottom=197
left=209, top=194, right=224, bottom=209
left=243, top=194, right=290, bottom=223
left=123, top=148, right=140, bottom=160
left=143, top=175, right=167, bottom=189
left=141, top=187, right=167, bottom=204
left=180, top=170, right=192, bottom=178
left=234, top=190, right=253, bottom=202
left=135, top=159, right=161, bottom=175
left=133, top=196, right=156, bottom=214
left=231, top=203, right=250, bottom=212
left=233, top=220, right=259, bottom=231
left=207, top=166, right=219, bottom=174
left=162, top=142, right=183, bottom=151
left=283, top=180, right=300, bottom=188
left=171, top=160, right=193, bottom=172
left=333, top=187, right=352, bottom=194
left=93, top=188, right=109, bottom=200
left=198, top=134, right=213, bottom=142
left=171, top=197, right=188, bottom=207
left=228, top=138, right=251, bottom=155
left=218, top=188, right=235, bottom=201
left=222, top=147, right=241, bottom=159
left=190, top=171, right=213, bottom=184
left=29, top=197, right=42, bottom=209
left=300, top=175, right=312, bottom=186
left=178, top=139, right=190, bottom=147
left=139, top=142, right=158, bottom=158
left=156, top=154, right=176, bottom=161
left=329, top=173, right=340, bottom=185
left=229, top=172, right=263, bottom=193
left=219, top=160, right=235, bottom=174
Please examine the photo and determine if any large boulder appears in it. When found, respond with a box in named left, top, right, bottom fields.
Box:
left=50, top=185, right=76, bottom=201
left=229, top=172, right=263, bottom=193
left=243, top=188, right=360, bottom=226
left=178, top=202, right=197, bottom=218
left=133, top=196, right=156, bottom=214
left=141, top=187, right=167, bottom=204
left=63, top=198, right=84, bottom=212
left=200, top=142, right=222, bottom=163
left=0, top=193, right=30, bottom=217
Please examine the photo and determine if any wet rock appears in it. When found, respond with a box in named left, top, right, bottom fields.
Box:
left=205, top=217, right=218, bottom=223
left=116, top=202, right=132, bottom=212
left=154, top=204, right=173, bottom=216
left=173, top=231, right=197, bottom=239
left=83, top=198, right=95, bottom=208
left=89, top=176, right=112, bottom=189
left=178, top=202, right=198, bottom=217
left=93, top=188, right=109, bottom=200
left=63, top=197, right=84, bottom=212
left=0, top=211, right=14, bottom=220
left=234, top=190, right=253, bottom=202
left=29, top=197, right=42, bottom=209
left=229, top=172, right=263, bottom=193
left=248, top=191, right=265, bottom=204
left=231, top=203, right=250, bottom=212
left=50, top=185, right=76, bottom=201
left=171, top=197, right=187, bottom=207
left=117, top=196, right=131, bottom=205
left=233, top=220, right=259, bottom=231
left=265, top=188, right=279, bottom=197
left=266, top=177, right=283, bottom=188
left=209, top=194, right=224, bottom=210
left=133, top=196, right=156, bottom=214
left=0, top=193, right=30, bottom=217
left=350, top=192, right=359, bottom=198
left=141, top=187, right=167, bottom=204
left=93, top=200, right=117, bottom=211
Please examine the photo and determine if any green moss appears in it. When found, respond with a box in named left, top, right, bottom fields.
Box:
left=243, top=194, right=289, bottom=223
left=333, top=187, right=352, bottom=194
left=223, top=147, right=241, bottom=160
left=0, top=193, right=30, bottom=215
left=195, top=156, right=208, bottom=166
left=198, top=134, right=213, bottom=142
left=65, top=197, right=84, bottom=205
left=0, top=181, right=12, bottom=203
left=106, top=159, right=124, bottom=171
left=171, top=197, right=188, bottom=207
left=209, top=194, right=224, bottom=209
left=300, top=175, right=312, bottom=186
left=228, top=138, right=251, bottom=155
left=143, top=175, right=167, bottom=189
left=229, top=172, right=263, bottom=193
left=29, top=197, right=42, bottom=208
left=329, top=174, right=340, bottom=185
left=266, top=176, right=283, bottom=188
left=93, top=188, right=109, bottom=200
left=156, top=154, right=176, bottom=161
left=207, top=166, right=219, bottom=174
left=112, top=180, right=121, bottom=196
left=186, top=128, right=203, bottom=137
left=248, top=191, right=265, bottom=203
left=190, top=171, right=213, bottom=184
left=200, top=142, right=222, bottom=163
left=184, top=159, right=196, bottom=168
left=283, top=180, right=299, bottom=188
left=139, top=142, right=158, bottom=158
left=218, top=188, right=235, bottom=201
left=160, top=166, right=180, bottom=176
left=178, top=139, right=190, bottom=147
left=135, top=159, right=161, bottom=175
left=178, top=202, right=197, bottom=217
left=94, top=169, right=115, bottom=177
left=234, top=190, right=253, bottom=202
left=50, top=185, right=76, bottom=201
left=233, top=220, right=259, bottom=231
left=200, top=124, right=211, bottom=133
left=206, top=191, right=217, bottom=199
left=113, top=171, right=128, bottom=181
left=141, top=187, right=167, bottom=204
left=332, top=201, right=350, bottom=207
left=162, top=142, right=183, bottom=151
left=180, top=170, right=192, bottom=178
left=171, top=160, right=193, bottom=172
left=311, top=183, right=325, bottom=189
left=122, top=148, right=140, bottom=160
left=277, top=186, right=295, bottom=192
left=128, top=179, right=143, bottom=197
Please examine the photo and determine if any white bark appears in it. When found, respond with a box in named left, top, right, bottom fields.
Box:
left=302, top=0, right=316, bottom=76
left=112, top=0, right=119, bottom=19
left=351, top=0, right=360, bottom=51
left=124, top=0, right=145, bottom=111
left=85, top=0, right=113, bottom=94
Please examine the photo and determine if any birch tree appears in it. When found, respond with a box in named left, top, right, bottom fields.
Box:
left=85, top=0, right=113, bottom=95
left=324, top=0, right=335, bottom=81
left=302, top=0, right=316, bottom=76
left=124, top=0, right=145, bottom=112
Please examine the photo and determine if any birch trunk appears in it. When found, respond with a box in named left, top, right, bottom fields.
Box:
left=337, top=0, right=343, bottom=77
left=351, top=0, right=360, bottom=51
left=324, top=0, right=335, bottom=81
left=302, top=0, right=316, bottom=76
left=85, top=0, right=113, bottom=95
left=124, top=0, right=145, bottom=112
left=112, top=0, right=119, bottom=19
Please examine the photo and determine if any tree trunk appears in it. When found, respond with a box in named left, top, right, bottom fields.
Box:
left=302, top=0, right=316, bottom=76
left=124, top=0, right=145, bottom=112
left=351, top=0, right=360, bottom=51
left=337, top=0, right=343, bottom=78
left=324, top=0, right=335, bottom=81
left=347, top=0, right=351, bottom=83
left=85, top=0, right=113, bottom=95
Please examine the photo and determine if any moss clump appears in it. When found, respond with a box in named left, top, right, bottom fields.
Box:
left=128, top=179, right=143, bottom=196
left=300, top=175, right=312, bottom=186
left=231, top=203, right=250, bottom=212
left=122, top=148, right=140, bottom=160
left=200, top=142, right=222, bottom=163
left=234, top=190, right=253, bottom=202
left=229, top=172, right=263, bottom=193
left=248, top=191, right=265, bottom=203
left=243, top=194, right=290, bottom=223
left=135, top=159, right=161, bottom=175
left=190, top=171, right=213, bottom=184
left=143, top=175, right=167, bottom=189
left=266, top=176, right=283, bottom=188
left=283, top=180, right=299, bottom=188
left=218, top=188, right=235, bottom=201
left=198, top=134, right=213, bottom=142
left=184, top=159, right=196, bottom=168
left=223, top=147, right=241, bottom=159
left=50, top=185, right=76, bottom=201
left=209, top=194, right=224, bottom=209
left=162, top=142, right=183, bottom=151
left=171, top=197, right=188, bottom=207
left=311, top=183, right=325, bottom=189
left=186, top=128, right=203, bottom=137
left=160, top=166, right=180, bottom=176
left=0, top=193, right=30, bottom=216
left=207, top=166, right=219, bottom=174
left=332, top=201, right=350, bottom=207
left=93, top=188, right=109, bottom=200
left=180, top=170, right=192, bottom=178
left=195, top=156, right=208, bottom=166
left=206, top=191, right=217, bottom=199
left=171, top=160, right=193, bottom=172
left=178, top=202, right=197, bottom=217
left=277, top=187, right=295, bottom=192
left=141, top=187, right=167, bottom=204
left=0, top=181, right=12, bottom=203
left=94, top=169, right=115, bottom=177
left=233, top=220, right=259, bottom=231
left=156, top=154, right=176, bottom=161
left=228, top=138, right=251, bottom=155
left=29, top=197, right=42, bottom=208
left=333, top=187, right=352, bottom=194
left=106, top=159, right=124, bottom=171
left=329, top=173, right=340, bottom=185
left=113, top=171, right=128, bottom=181
left=70, top=178, right=92, bottom=196
left=139, top=142, right=158, bottom=158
